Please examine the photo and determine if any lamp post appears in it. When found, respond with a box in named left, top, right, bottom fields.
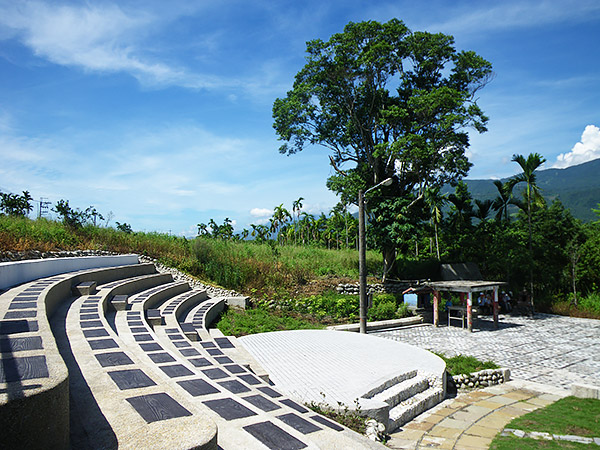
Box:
left=358, top=177, right=394, bottom=334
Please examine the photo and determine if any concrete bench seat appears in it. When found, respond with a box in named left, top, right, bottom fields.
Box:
left=153, top=289, right=210, bottom=341
left=73, top=280, right=97, bottom=296
left=187, top=297, right=227, bottom=340
left=128, top=280, right=190, bottom=308
left=180, top=322, right=199, bottom=341
left=0, top=258, right=158, bottom=449
left=110, top=294, right=129, bottom=311
left=146, top=308, right=163, bottom=326
left=2, top=256, right=386, bottom=449
left=59, top=290, right=217, bottom=449
left=100, top=273, right=175, bottom=298
left=111, top=304, right=375, bottom=449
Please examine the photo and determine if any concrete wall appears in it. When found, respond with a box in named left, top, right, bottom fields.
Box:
left=0, top=254, right=139, bottom=290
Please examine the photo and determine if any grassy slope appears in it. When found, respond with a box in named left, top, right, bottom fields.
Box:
left=0, top=216, right=381, bottom=297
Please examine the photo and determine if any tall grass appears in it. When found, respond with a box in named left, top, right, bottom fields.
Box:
left=550, top=292, right=600, bottom=319
left=0, top=216, right=383, bottom=296
left=191, top=237, right=381, bottom=294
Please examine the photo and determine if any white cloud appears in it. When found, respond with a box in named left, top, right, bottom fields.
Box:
left=0, top=1, right=224, bottom=89
left=421, top=0, right=600, bottom=36
left=553, top=125, right=600, bottom=168
left=0, top=1, right=293, bottom=96
left=250, top=208, right=272, bottom=218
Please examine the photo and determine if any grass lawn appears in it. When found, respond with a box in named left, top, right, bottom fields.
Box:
left=489, top=396, right=600, bottom=449
left=490, top=436, right=595, bottom=449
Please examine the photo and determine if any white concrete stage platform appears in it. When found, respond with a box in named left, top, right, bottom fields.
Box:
left=238, top=329, right=445, bottom=426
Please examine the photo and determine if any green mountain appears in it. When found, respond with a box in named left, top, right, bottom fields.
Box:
left=460, top=158, right=600, bottom=222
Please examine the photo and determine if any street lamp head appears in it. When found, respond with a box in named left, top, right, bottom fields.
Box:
left=364, top=177, right=395, bottom=195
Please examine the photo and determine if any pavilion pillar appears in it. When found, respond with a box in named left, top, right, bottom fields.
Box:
left=459, top=292, right=465, bottom=305
left=467, top=292, right=473, bottom=332
left=433, top=290, right=440, bottom=327
left=493, top=286, right=499, bottom=329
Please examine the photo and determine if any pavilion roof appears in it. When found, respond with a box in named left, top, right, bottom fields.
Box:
left=423, top=280, right=507, bottom=294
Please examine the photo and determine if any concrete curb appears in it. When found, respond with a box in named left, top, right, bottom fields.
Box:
left=572, top=383, right=600, bottom=399
left=327, top=316, right=423, bottom=332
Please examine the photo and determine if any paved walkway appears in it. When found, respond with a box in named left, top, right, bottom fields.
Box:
left=374, top=313, right=600, bottom=389
left=387, top=379, right=569, bottom=450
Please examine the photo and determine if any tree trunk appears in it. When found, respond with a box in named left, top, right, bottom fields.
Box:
left=527, top=189, right=534, bottom=315
left=434, top=222, right=440, bottom=261
left=572, top=262, right=578, bottom=306
left=382, top=246, right=396, bottom=282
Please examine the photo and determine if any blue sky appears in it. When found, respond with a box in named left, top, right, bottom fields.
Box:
left=1, top=0, right=599, bottom=236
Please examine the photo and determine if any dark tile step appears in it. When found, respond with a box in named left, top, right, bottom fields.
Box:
left=126, top=392, right=192, bottom=423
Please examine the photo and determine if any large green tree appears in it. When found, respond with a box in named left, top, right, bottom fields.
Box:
left=273, top=19, right=492, bottom=277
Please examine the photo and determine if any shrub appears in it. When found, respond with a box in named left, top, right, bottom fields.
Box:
left=368, top=300, right=397, bottom=321
left=579, top=292, right=600, bottom=314
left=368, top=293, right=412, bottom=321
left=434, top=352, right=498, bottom=376
left=396, top=303, right=411, bottom=318
left=216, top=306, right=322, bottom=336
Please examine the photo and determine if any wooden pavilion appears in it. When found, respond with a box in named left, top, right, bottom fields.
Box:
left=427, top=280, right=507, bottom=332
left=406, top=263, right=507, bottom=332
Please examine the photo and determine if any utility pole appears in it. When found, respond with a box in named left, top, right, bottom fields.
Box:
left=358, top=177, right=394, bottom=334
left=358, top=189, right=367, bottom=334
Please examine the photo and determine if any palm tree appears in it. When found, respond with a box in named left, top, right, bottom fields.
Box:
left=197, top=223, right=209, bottom=236
left=423, top=186, right=446, bottom=260
left=447, top=181, right=474, bottom=231
left=271, top=204, right=291, bottom=244
left=491, top=180, right=515, bottom=224
left=510, top=152, right=546, bottom=313
left=474, top=199, right=493, bottom=223
left=298, top=212, right=313, bottom=245
left=251, top=224, right=269, bottom=243
left=292, top=197, right=304, bottom=245
left=314, top=213, right=328, bottom=245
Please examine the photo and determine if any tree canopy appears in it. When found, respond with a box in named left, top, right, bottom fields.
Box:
left=273, top=19, right=492, bottom=277
left=0, top=190, right=33, bottom=217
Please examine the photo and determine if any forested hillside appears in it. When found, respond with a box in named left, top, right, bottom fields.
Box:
left=461, top=158, right=600, bottom=221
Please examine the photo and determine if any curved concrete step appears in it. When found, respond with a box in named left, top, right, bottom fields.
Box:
left=363, top=370, right=418, bottom=398
left=369, top=374, right=430, bottom=409
left=101, top=273, right=173, bottom=299
left=129, top=281, right=190, bottom=309
left=388, top=385, right=445, bottom=431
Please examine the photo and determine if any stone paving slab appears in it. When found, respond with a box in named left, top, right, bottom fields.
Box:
left=374, top=314, right=600, bottom=390
left=387, top=380, right=570, bottom=450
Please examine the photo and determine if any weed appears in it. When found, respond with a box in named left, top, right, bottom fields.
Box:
left=307, top=394, right=366, bottom=434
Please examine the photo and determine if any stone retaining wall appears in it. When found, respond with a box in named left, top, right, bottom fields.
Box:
left=0, top=249, right=119, bottom=262
left=452, top=368, right=511, bottom=389
left=336, top=282, right=419, bottom=295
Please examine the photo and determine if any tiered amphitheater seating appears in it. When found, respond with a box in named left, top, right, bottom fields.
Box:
left=0, top=255, right=384, bottom=449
